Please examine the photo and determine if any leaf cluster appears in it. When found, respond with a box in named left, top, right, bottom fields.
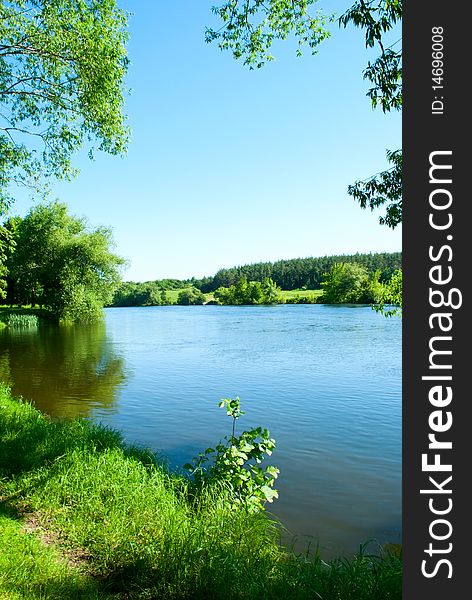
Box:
left=205, top=0, right=330, bottom=68
left=372, top=268, right=402, bottom=316
left=339, top=0, right=402, bottom=113
left=348, top=148, right=402, bottom=228
left=176, top=287, right=206, bottom=305
left=0, top=0, right=129, bottom=208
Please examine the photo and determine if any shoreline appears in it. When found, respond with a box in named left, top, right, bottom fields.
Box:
left=0, top=386, right=402, bottom=599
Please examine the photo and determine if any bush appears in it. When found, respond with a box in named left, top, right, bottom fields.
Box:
left=177, top=288, right=206, bottom=305
left=184, top=398, right=279, bottom=513
left=214, top=277, right=282, bottom=305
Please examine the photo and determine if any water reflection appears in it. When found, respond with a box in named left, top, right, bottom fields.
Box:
left=0, top=321, right=127, bottom=418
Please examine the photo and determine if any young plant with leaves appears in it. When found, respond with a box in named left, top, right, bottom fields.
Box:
left=184, top=397, right=279, bottom=513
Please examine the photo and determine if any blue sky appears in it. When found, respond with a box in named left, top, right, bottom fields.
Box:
left=12, top=1, right=401, bottom=282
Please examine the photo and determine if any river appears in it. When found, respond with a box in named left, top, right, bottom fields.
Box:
left=0, top=304, right=401, bottom=556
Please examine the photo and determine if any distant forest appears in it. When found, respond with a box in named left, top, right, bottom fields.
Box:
left=190, top=252, right=402, bottom=292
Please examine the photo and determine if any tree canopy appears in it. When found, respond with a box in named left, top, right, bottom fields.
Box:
left=0, top=0, right=129, bottom=213
left=207, top=0, right=402, bottom=227
left=5, top=201, right=124, bottom=321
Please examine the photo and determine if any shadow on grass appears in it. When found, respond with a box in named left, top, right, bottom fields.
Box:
left=0, top=398, right=157, bottom=481
left=0, top=501, right=113, bottom=600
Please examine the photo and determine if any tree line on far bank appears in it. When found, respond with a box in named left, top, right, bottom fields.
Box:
left=111, top=266, right=402, bottom=310
left=189, top=252, right=402, bottom=292
left=110, top=252, right=402, bottom=308
left=1, top=201, right=402, bottom=320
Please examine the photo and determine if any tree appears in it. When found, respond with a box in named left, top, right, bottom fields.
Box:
left=261, top=277, right=280, bottom=304
left=207, top=0, right=402, bottom=227
left=177, top=287, right=206, bottom=305
left=0, top=0, right=129, bottom=213
left=6, top=201, right=124, bottom=321
left=214, top=276, right=282, bottom=305
left=321, top=262, right=370, bottom=303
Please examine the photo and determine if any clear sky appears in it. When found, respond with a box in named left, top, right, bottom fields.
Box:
left=12, top=0, right=402, bottom=282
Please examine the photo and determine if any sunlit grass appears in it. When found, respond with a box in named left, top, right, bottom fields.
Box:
left=279, top=289, right=323, bottom=303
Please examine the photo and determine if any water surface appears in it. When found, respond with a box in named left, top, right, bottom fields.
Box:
left=0, top=305, right=401, bottom=556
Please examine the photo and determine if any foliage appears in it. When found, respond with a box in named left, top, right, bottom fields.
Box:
left=110, top=279, right=194, bottom=307
left=5, top=201, right=124, bottom=321
left=0, top=222, right=16, bottom=298
left=111, top=281, right=165, bottom=307
left=205, top=0, right=330, bottom=68
left=339, top=0, right=402, bottom=113
left=207, top=1, right=403, bottom=227
left=373, top=268, right=402, bottom=317
left=321, top=262, right=385, bottom=304
left=185, top=397, right=279, bottom=513
left=0, top=0, right=129, bottom=212
left=214, top=276, right=282, bottom=305
left=193, top=252, right=402, bottom=293
left=347, top=146, right=402, bottom=229
left=110, top=255, right=401, bottom=307
left=177, top=287, right=206, bottom=305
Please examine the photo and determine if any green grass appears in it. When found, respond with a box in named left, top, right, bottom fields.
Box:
left=0, top=503, right=106, bottom=599
left=0, top=385, right=401, bottom=599
left=280, top=289, right=323, bottom=303
left=0, top=314, right=39, bottom=328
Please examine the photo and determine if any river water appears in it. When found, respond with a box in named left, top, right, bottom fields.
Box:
left=0, top=304, right=401, bottom=556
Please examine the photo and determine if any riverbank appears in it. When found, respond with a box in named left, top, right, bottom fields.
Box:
left=0, top=386, right=401, bottom=599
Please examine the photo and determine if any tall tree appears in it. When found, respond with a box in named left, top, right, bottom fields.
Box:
left=0, top=0, right=129, bottom=213
left=206, top=0, right=402, bottom=227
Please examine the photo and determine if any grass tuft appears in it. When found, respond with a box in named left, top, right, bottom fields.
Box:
left=1, top=313, right=39, bottom=328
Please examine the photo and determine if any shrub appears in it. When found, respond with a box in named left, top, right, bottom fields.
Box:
left=184, top=397, right=279, bottom=512
left=177, top=288, right=206, bottom=305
